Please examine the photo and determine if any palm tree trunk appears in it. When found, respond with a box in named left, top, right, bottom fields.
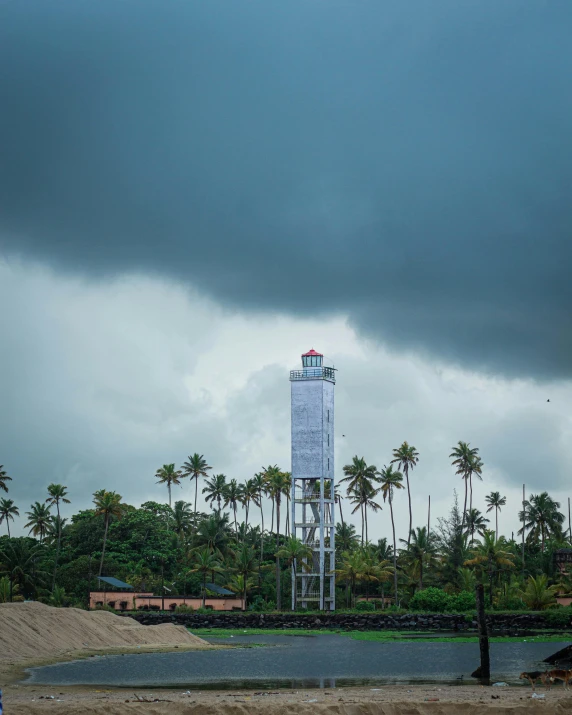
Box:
left=462, top=477, right=468, bottom=531
left=194, top=476, right=198, bottom=515
left=233, top=504, right=238, bottom=541
left=168, top=483, right=172, bottom=508
left=276, top=498, right=281, bottom=609
left=271, top=498, right=275, bottom=533
left=390, top=495, right=398, bottom=605
left=365, top=505, right=369, bottom=544
left=7, top=520, right=10, bottom=538
left=99, top=515, right=109, bottom=576
left=360, top=503, right=364, bottom=545
left=405, top=466, right=412, bottom=548
left=495, top=507, right=499, bottom=541
left=245, top=503, right=249, bottom=532
left=202, top=572, right=206, bottom=608
left=338, top=497, right=345, bottom=526
left=469, top=475, right=473, bottom=513
left=285, top=497, right=290, bottom=537
left=52, top=503, right=61, bottom=591
left=259, top=503, right=264, bottom=585
left=292, top=562, right=297, bottom=611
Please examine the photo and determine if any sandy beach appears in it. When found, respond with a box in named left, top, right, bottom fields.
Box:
left=4, top=683, right=572, bottom=714
left=2, top=604, right=571, bottom=713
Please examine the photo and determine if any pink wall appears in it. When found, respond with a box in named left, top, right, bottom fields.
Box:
left=89, top=591, right=244, bottom=611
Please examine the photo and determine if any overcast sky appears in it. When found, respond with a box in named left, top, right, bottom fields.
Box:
left=1, top=1, right=571, bottom=542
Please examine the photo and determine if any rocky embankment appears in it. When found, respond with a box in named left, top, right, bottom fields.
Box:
left=125, top=611, right=568, bottom=633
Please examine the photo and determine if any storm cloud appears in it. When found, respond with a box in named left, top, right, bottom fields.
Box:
left=1, top=0, right=572, bottom=378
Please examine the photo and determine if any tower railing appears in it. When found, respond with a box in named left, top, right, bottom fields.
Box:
left=289, top=367, right=336, bottom=382
left=293, top=488, right=333, bottom=502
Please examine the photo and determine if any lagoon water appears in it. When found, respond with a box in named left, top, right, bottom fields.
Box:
left=25, top=634, right=556, bottom=689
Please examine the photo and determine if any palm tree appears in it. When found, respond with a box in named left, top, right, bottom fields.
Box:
left=391, top=442, right=419, bottom=547
left=230, top=544, right=259, bottom=609
left=46, top=483, right=70, bottom=590
left=334, top=550, right=366, bottom=607
left=464, top=530, right=515, bottom=606
left=340, top=456, right=378, bottom=544
left=195, top=511, right=232, bottom=559
left=335, top=522, right=359, bottom=554
left=155, top=464, right=182, bottom=508
left=467, top=455, right=483, bottom=514
left=202, top=474, right=227, bottom=512
left=226, top=574, right=257, bottom=611
left=378, top=464, right=404, bottom=604
left=464, top=508, right=490, bottom=543
left=399, top=526, right=437, bottom=590
left=0, top=466, right=11, bottom=493
left=93, top=490, right=123, bottom=576
left=172, top=500, right=193, bottom=540
left=262, top=464, right=279, bottom=533
left=450, top=442, right=481, bottom=531
left=347, top=480, right=382, bottom=544
left=0, top=538, right=47, bottom=601
left=45, top=516, right=68, bottom=548
left=276, top=536, right=313, bottom=610
left=188, top=546, right=223, bottom=608
left=518, top=492, right=565, bottom=553
left=241, top=478, right=259, bottom=533
left=517, top=574, right=558, bottom=610
left=458, top=567, right=477, bottom=593
left=485, top=491, right=506, bottom=540
left=24, top=502, right=52, bottom=543
left=282, top=472, right=292, bottom=537
left=0, top=498, right=19, bottom=537
left=251, top=472, right=267, bottom=573
left=223, top=479, right=243, bottom=539
left=360, top=549, right=393, bottom=601
left=182, top=453, right=212, bottom=515
left=263, top=465, right=288, bottom=609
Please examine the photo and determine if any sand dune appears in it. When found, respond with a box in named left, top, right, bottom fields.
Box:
left=0, top=601, right=209, bottom=661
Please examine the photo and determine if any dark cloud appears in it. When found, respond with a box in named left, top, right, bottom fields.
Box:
left=1, top=0, right=571, bottom=377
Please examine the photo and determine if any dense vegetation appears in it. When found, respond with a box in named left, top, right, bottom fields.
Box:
left=0, top=444, right=570, bottom=612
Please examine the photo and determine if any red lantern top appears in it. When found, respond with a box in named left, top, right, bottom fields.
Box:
left=301, top=349, right=323, bottom=368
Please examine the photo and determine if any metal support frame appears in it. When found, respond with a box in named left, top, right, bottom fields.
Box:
left=291, top=476, right=336, bottom=610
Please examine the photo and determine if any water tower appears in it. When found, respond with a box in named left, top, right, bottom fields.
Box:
left=290, top=349, right=336, bottom=611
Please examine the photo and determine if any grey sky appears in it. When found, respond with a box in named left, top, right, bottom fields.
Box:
left=2, top=264, right=571, bottom=541
left=1, top=1, right=571, bottom=376
left=1, top=2, right=572, bottom=541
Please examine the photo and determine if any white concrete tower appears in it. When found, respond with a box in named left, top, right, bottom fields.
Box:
left=290, top=348, right=336, bottom=611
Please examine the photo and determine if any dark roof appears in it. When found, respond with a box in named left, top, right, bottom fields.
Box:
left=205, top=582, right=234, bottom=596
left=97, top=576, right=134, bottom=590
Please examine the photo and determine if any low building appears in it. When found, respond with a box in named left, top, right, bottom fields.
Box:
left=90, top=576, right=242, bottom=611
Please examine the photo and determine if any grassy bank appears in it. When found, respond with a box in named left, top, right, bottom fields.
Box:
left=191, top=627, right=572, bottom=644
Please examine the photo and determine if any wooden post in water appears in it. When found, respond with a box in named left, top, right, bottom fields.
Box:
left=475, top=583, right=490, bottom=682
